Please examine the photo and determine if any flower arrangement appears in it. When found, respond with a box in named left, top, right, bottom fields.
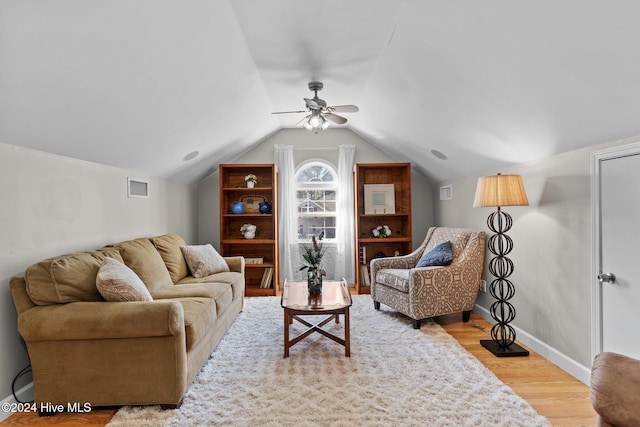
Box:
left=244, top=174, right=258, bottom=183
left=298, top=233, right=327, bottom=280
left=371, top=225, right=392, bottom=238
left=240, top=223, right=257, bottom=234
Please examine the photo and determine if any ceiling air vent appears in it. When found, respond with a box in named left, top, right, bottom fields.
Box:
left=439, top=185, right=452, bottom=201
left=128, top=177, right=149, bottom=198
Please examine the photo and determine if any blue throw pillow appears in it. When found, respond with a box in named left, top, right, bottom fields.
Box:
left=416, top=241, right=454, bottom=267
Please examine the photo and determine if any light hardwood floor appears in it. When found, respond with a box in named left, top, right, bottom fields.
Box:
left=2, top=312, right=597, bottom=426
left=438, top=312, right=597, bottom=426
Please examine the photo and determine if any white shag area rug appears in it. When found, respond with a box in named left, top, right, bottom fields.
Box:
left=108, top=295, right=550, bottom=427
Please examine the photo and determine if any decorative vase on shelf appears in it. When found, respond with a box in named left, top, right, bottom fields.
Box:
left=259, top=201, right=272, bottom=214
left=240, top=223, right=257, bottom=240
left=244, top=174, right=257, bottom=188
left=231, top=201, right=245, bottom=214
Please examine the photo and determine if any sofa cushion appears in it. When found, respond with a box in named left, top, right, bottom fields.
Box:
left=416, top=241, right=454, bottom=267
left=177, top=271, right=244, bottom=301
left=376, top=269, right=411, bottom=293
left=153, top=282, right=233, bottom=318
left=171, top=297, right=218, bottom=352
left=96, top=258, right=153, bottom=302
left=25, top=248, right=124, bottom=305
left=110, top=238, right=172, bottom=293
left=150, top=234, right=189, bottom=284
left=181, top=244, right=229, bottom=278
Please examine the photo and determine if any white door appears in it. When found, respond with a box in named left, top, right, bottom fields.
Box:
left=593, top=142, right=640, bottom=359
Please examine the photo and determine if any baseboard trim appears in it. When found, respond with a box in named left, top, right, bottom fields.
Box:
left=0, top=382, right=34, bottom=422
left=474, top=304, right=591, bottom=385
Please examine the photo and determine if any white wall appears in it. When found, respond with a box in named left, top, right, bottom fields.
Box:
left=434, top=135, right=635, bottom=381
left=0, top=143, right=197, bottom=408
left=197, top=127, right=434, bottom=258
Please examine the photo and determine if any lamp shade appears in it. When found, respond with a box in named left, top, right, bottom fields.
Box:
left=473, top=174, right=529, bottom=207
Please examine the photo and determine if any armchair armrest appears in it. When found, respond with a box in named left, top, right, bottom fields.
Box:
left=408, top=247, right=483, bottom=287
left=408, top=264, right=468, bottom=286
left=18, top=300, right=184, bottom=342
left=370, top=247, right=423, bottom=278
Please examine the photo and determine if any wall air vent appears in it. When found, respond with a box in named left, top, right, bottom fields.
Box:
left=439, top=185, right=452, bottom=200
left=127, top=177, right=149, bottom=198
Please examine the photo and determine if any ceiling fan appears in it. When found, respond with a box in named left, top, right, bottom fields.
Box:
left=272, top=81, right=359, bottom=133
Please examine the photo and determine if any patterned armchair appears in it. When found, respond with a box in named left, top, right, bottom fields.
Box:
left=370, top=227, right=485, bottom=329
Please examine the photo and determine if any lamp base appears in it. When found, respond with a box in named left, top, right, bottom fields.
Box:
left=480, top=339, right=530, bottom=357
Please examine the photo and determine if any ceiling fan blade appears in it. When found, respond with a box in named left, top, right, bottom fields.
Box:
left=296, top=115, right=311, bottom=127
left=304, top=98, right=320, bottom=109
left=325, top=113, right=348, bottom=125
left=272, top=110, right=307, bottom=115
left=328, top=105, right=359, bottom=113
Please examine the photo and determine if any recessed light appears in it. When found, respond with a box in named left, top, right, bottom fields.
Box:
left=183, top=151, right=199, bottom=161
left=431, top=149, right=447, bottom=160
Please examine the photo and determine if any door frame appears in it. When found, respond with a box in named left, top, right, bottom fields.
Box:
left=591, top=139, right=640, bottom=360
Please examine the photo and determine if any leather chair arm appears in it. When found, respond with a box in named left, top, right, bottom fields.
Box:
left=591, top=352, right=640, bottom=427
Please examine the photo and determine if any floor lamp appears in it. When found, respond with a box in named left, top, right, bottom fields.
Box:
left=473, top=173, right=530, bottom=357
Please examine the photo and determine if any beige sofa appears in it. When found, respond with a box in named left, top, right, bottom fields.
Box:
left=9, top=234, right=244, bottom=413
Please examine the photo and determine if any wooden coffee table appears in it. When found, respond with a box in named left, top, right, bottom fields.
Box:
left=281, top=279, right=352, bottom=357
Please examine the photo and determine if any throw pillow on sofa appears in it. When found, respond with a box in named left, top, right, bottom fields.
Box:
left=181, top=244, right=230, bottom=278
left=416, top=241, right=454, bottom=267
left=96, top=257, right=153, bottom=302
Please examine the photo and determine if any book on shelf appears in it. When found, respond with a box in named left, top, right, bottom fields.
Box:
left=359, top=245, right=367, bottom=265
left=260, top=267, right=273, bottom=288
left=360, top=264, right=370, bottom=287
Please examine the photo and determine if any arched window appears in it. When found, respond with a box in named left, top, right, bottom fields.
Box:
left=294, top=160, right=338, bottom=240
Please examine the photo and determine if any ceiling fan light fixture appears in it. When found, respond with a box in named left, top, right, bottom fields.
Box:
left=303, top=120, right=313, bottom=131
left=272, top=81, right=358, bottom=133
left=308, top=111, right=323, bottom=128
left=304, top=110, right=330, bottom=133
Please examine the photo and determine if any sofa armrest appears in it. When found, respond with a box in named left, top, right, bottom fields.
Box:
left=224, top=256, right=245, bottom=274
left=18, top=300, right=184, bottom=342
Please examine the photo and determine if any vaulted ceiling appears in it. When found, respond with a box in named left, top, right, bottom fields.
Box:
left=2, top=1, right=640, bottom=183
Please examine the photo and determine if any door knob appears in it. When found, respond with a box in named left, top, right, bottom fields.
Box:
left=597, top=272, right=616, bottom=284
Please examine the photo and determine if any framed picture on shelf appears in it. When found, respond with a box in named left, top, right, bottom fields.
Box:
left=364, top=184, right=395, bottom=214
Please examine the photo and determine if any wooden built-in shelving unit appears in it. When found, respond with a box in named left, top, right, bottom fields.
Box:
left=354, top=163, right=412, bottom=293
left=219, top=164, right=279, bottom=296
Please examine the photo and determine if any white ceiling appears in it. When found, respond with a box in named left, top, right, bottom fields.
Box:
left=2, top=1, right=640, bottom=183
